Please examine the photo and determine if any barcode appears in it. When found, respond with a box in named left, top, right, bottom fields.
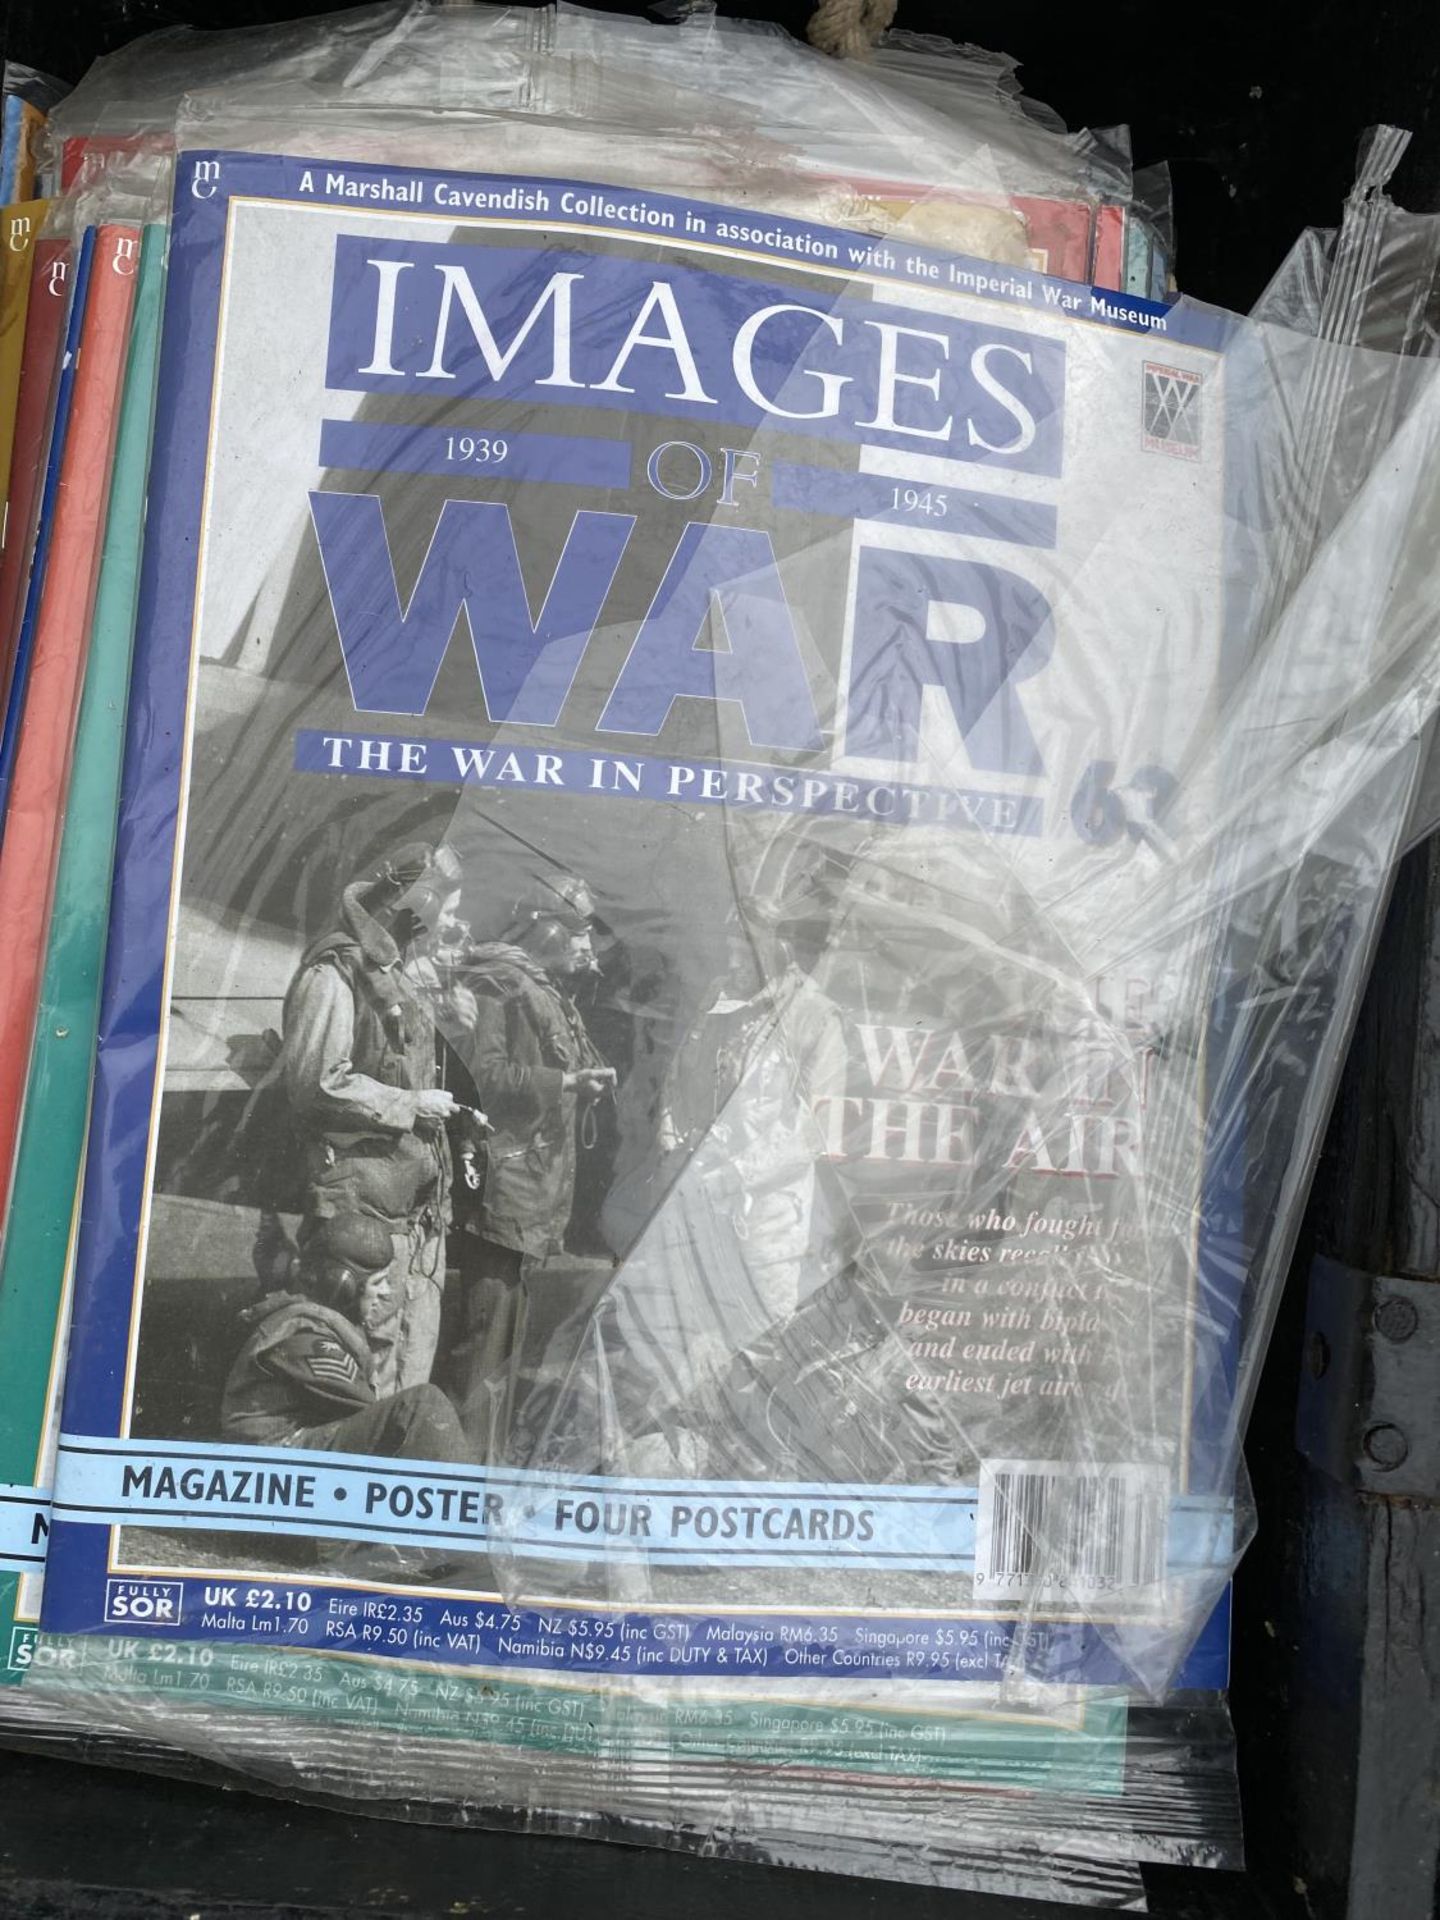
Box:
left=973, top=1461, right=1169, bottom=1606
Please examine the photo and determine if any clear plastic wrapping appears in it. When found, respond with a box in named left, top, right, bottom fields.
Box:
left=42, top=2, right=425, bottom=188
left=1, top=1654, right=1243, bottom=1907
left=48, top=3, right=1148, bottom=282
left=1255, top=129, right=1440, bottom=859
left=4, top=7, right=1440, bottom=1909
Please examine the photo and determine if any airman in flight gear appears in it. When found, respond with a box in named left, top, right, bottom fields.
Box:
left=438, top=871, right=616, bottom=1442
left=221, top=1212, right=468, bottom=1461
left=280, top=840, right=467, bottom=1393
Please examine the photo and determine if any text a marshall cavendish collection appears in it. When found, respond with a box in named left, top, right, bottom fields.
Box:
left=296, top=166, right=1175, bottom=331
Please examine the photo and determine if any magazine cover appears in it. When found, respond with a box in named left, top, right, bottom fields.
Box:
left=44, top=147, right=1233, bottom=1699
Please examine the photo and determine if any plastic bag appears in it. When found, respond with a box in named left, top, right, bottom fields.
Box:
left=1, top=1652, right=1243, bottom=1906
left=1255, top=128, right=1440, bottom=858
left=6, top=7, right=1440, bottom=1907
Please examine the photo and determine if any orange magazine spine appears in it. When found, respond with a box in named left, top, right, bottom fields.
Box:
left=0, top=222, right=139, bottom=1214
left=15, top=103, right=45, bottom=202
left=0, top=237, right=72, bottom=701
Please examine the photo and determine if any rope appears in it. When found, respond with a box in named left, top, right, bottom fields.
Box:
left=806, top=0, right=897, bottom=59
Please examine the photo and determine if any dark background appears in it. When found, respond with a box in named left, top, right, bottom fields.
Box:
left=3, top=0, right=1440, bottom=1915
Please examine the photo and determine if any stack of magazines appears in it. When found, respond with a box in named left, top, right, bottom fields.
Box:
left=0, top=4, right=1437, bottom=1907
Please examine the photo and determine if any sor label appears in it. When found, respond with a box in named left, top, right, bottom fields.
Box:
left=104, top=1578, right=183, bottom=1624
left=6, top=1626, right=36, bottom=1671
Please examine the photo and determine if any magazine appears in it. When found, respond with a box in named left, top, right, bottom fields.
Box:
left=43, top=146, right=1232, bottom=1698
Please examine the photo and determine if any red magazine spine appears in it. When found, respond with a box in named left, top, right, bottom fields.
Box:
left=62, top=136, right=154, bottom=192
left=0, top=223, right=139, bottom=1215
left=0, top=238, right=74, bottom=699
left=1092, top=205, right=1127, bottom=292
left=1010, top=195, right=1096, bottom=282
